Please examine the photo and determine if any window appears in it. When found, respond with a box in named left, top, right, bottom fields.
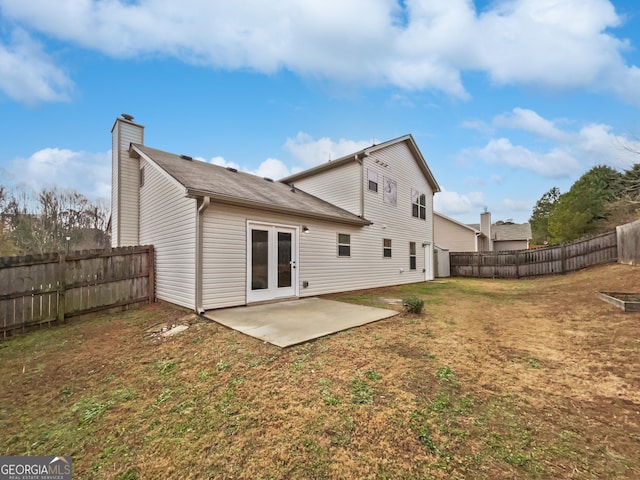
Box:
left=368, top=169, right=378, bottom=192
left=338, top=233, right=351, bottom=257
left=383, top=238, right=392, bottom=258
left=139, top=166, right=145, bottom=187
left=409, top=242, right=417, bottom=270
left=412, top=189, right=426, bottom=220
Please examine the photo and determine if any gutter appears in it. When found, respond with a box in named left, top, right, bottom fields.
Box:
left=354, top=153, right=364, bottom=218
left=195, top=196, right=210, bottom=314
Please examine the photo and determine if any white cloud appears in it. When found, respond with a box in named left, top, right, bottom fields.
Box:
left=0, top=29, right=73, bottom=104
left=493, top=108, right=569, bottom=142
left=7, top=148, right=110, bottom=199
left=283, top=132, right=373, bottom=167
left=204, top=155, right=241, bottom=171
left=250, top=158, right=292, bottom=180
left=463, top=138, right=582, bottom=177
left=201, top=132, right=374, bottom=180
left=465, top=108, right=640, bottom=177
left=203, top=155, right=293, bottom=180
left=434, top=187, right=485, bottom=216
left=575, top=123, right=640, bottom=169
left=2, top=0, right=639, bottom=104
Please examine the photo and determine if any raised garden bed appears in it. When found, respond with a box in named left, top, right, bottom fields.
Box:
left=596, top=292, right=640, bottom=312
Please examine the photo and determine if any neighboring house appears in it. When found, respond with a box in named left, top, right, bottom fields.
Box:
left=490, top=222, right=533, bottom=251
left=434, top=212, right=482, bottom=252
left=111, top=115, right=440, bottom=312
left=468, top=212, right=532, bottom=251
left=435, top=210, right=531, bottom=252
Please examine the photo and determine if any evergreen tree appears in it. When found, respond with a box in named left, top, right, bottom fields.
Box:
left=548, top=165, right=623, bottom=243
left=529, top=187, right=560, bottom=244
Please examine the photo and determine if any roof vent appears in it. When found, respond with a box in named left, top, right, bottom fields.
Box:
left=180, top=154, right=193, bottom=161
left=226, top=167, right=238, bottom=173
left=290, top=183, right=296, bottom=193
left=263, top=177, right=273, bottom=182
left=121, top=113, right=134, bottom=121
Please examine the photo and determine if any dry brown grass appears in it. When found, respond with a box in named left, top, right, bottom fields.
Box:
left=1, top=264, right=639, bottom=479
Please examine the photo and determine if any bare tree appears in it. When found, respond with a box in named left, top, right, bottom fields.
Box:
left=0, top=185, right=111, bottom=255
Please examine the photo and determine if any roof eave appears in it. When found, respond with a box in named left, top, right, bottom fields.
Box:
left=281, top=134, right=441, bottom=193
left=186, top=189, right=372, bottom=226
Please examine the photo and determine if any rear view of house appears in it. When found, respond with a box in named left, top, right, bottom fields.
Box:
left=111, top=115, right=440, bottom=312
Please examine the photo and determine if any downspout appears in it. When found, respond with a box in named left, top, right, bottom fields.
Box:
left=355, top=154, right=364, bottom=218
left=195, top=196, right=210, bottom=314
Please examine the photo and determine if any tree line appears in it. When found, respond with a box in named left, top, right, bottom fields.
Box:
left=530, top=163, right=640, bottom=245
left=0, top=185, right=110, bottom=256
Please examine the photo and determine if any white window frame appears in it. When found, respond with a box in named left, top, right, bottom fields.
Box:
left=368, top=169, right=378, bottom=193
left=337, top=233, right=351, bottom=257
left=412, top=189, right=426, bottom=220
left=383, top=238, right=392, bottom=258
left=409, top=241, right=417, bottom=270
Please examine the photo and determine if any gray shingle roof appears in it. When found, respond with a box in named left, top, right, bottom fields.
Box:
left=493, top=223, right=532, bottom=241
left=131, top=144, right=371, bottom=226
left=468, top=222, right=532, bottom=241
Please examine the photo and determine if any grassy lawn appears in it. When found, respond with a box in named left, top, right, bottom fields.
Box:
left=1, top=264, right=639, bottom=479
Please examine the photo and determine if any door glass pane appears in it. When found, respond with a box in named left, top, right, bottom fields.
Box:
left=277, top=231, right=292, bottom=288
left=251, top=229, right=269, bottom=290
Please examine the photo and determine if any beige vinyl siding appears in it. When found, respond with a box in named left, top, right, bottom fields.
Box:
left=140, top=158, right=196, bottom=309
left=362, top=142, right=435, bottom=275
left=434, top=214, right=477, bottom=251
left=201, top=146, right=435, bottom=309
left=112, top=120, right=143, bottom=246
left=287, top=161, right=362, bottom=215
left=494, top=240, right=528, bottom=251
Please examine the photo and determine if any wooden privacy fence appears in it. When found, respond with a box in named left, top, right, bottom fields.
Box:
left=617, top=219, right=640, bottom=266
left=0, top=246, right=154, bottom=336
left=450, top=231, right=617, bottom=278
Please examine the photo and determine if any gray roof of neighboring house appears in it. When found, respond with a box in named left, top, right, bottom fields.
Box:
left=468, top=222, right=532, bottom=241
left=131, top=144, right=371, bottom=226
left=281, top=134, right=441, bottom=193
left=493, top=223, right=532, bottom=241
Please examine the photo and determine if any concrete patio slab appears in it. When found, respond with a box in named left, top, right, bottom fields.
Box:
left=203, top=297, right=399, bottom=347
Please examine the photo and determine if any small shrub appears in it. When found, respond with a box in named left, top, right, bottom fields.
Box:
left=404, top=296, right=425, bottom=314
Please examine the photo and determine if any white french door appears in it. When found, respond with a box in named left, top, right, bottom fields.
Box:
left=247, top=222, right=298, bottom=303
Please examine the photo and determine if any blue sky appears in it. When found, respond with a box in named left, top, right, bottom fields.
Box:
left=1, top=0, right=640, bottom=224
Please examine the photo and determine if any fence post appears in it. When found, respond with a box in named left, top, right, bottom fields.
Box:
left=57, top=253, right=66, bottom=323
left=148, top=245, right=155, bottom=303
left=560, top=244, right=566, bottom=274
left=515, top=250, right=520, bottom=279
